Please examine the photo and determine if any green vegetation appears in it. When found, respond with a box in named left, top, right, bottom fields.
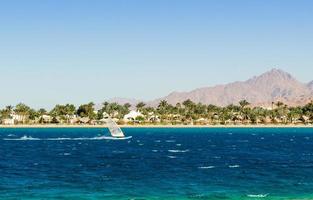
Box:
left=0, top=100, right=312, bottom=125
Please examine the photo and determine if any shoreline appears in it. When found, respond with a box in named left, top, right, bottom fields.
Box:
left=0, top=124, right=313, bottom=128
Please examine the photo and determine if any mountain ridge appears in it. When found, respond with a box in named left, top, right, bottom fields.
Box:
left=149, top=68, right=312, bottom=107
left=308, top=81, right=313, bottom=91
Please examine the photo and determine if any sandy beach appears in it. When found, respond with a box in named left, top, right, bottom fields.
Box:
left=0, top=124, right=312, bottom=128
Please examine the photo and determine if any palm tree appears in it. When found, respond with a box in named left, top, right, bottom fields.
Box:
left=239, top=100, right=250, bottom=108
left=77, top=102, right=96, bottom=120
left=238, top=100, right=250, bottom=123
left=157, top=100, right=169, bottom=122
left=38, top=108, right=47, bottom=115
left=123, top=103, right=131, bottom=110
left=136, top=102, right=146, bottom=112
left=159, top=100, right=169, bottom=108
left=14, top=103, right=32, bottom=123
left=275, top=101, right=284, bottom=108
left=6, top=105, right=13, bottom=112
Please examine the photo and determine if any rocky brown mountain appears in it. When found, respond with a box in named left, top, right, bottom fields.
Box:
left=151, top=69, right=312, bottom=107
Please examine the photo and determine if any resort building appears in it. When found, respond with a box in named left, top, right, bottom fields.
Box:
left=123, top=110, right=144, bottom=122
left=2, top=118, right=14, bottom=125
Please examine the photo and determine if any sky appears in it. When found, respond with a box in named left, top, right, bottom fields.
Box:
left=1, top=0, right=313, bottom=109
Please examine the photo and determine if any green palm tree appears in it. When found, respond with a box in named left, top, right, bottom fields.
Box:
left=239, top=100, right=250, bottom=108
left=136, top=102, right=146, bottom=112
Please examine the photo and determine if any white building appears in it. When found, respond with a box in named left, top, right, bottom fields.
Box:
left=2, top=118, right=14, bottom=125
left=11, top=112, right=27, bottom=123
left=123, top=111, right=144, bottom=121
left=40, top=115, right=53, bottom=123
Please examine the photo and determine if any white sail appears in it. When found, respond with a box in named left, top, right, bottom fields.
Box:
left=106, top=117, right=125, bottom=138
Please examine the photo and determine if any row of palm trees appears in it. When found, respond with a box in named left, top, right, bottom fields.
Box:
left=0, top=100, right=312, bottom=125
left=135, top=100, right=313, bottom=125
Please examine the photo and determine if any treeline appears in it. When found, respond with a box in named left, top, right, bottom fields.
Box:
left=0, top=100, right=313, bottom=125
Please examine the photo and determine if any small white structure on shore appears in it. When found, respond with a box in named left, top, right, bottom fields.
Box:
left=40, top=115, right=53, bottom=123
left=2, top=111, right=27, bottom=125
left=123, top=110, right=144, bottom=121
left=2, top=118, right=14, bottom=125
left=11, top=112, right=27, bottom=123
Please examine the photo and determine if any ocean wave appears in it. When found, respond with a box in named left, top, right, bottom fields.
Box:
left=3, top=135, right=40, bottom=140
left=165, top=140, right=176, bottom=143
left=228, top=165, right=240, bottom=168
left=247, top=193, right=269, bottom=198
left=168, top=149, right=189, bottom=153
left=167, top=156, right=177, bottom=159
left=3, top=135, right=131, bottom=141
left=198, top=166, right=215, bottom=169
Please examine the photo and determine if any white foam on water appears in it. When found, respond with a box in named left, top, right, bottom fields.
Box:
left=229, top=165, right=240, bottom=168
left=167, top=156, right=177, bottom=159
left=198, top=166, right=215, bottom=169
left=3, top=135, right=132, bottom=141
left=176, top=144, right=182, bottom=146
left=165, top=140, right=176, bottom=143
left=154, top=140, right=161, bottom=143
left=168, top=149, right=189, bottom=153
left=247, top=194, right=269, bottom=198
left=152, top=150, right=158, bottom=152
left=3, top=135, right=40, bottom=140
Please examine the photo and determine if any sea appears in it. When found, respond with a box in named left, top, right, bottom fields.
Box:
left=0, top=127, right=313, bottom=200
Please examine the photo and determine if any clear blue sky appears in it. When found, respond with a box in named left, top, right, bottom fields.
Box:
left=1, top=0, right=313, bottom=109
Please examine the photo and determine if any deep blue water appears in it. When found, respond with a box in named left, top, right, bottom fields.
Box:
left=1, top=128, right=313, bottom=199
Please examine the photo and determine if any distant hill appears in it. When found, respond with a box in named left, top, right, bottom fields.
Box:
left=308, top=81, right=313, bottom=91
left=94, top=97, right=142, bottom=110
left=107, top=97, right=142, bottom=106
left=150, top=69, right=313, bottom=107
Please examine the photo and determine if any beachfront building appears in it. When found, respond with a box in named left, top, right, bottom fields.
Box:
left=148, top=115, right=160, bottom=123
left=39, top=115, right=53, bottom=123
left=11, top=112, right=27, bottom=124
left=2, top=118, right=14, bottom=125
left=123, top=110, right=144, bottom=122
left=1, top=112, right=27, bottom=125
left=79, top=117, right=90, bottom=124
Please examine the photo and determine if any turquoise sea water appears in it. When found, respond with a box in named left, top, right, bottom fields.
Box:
left=1, top=128, right=313, bottom=200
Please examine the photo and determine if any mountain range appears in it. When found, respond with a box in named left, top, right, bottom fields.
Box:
left=109, top=69, right=313, bottom=107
